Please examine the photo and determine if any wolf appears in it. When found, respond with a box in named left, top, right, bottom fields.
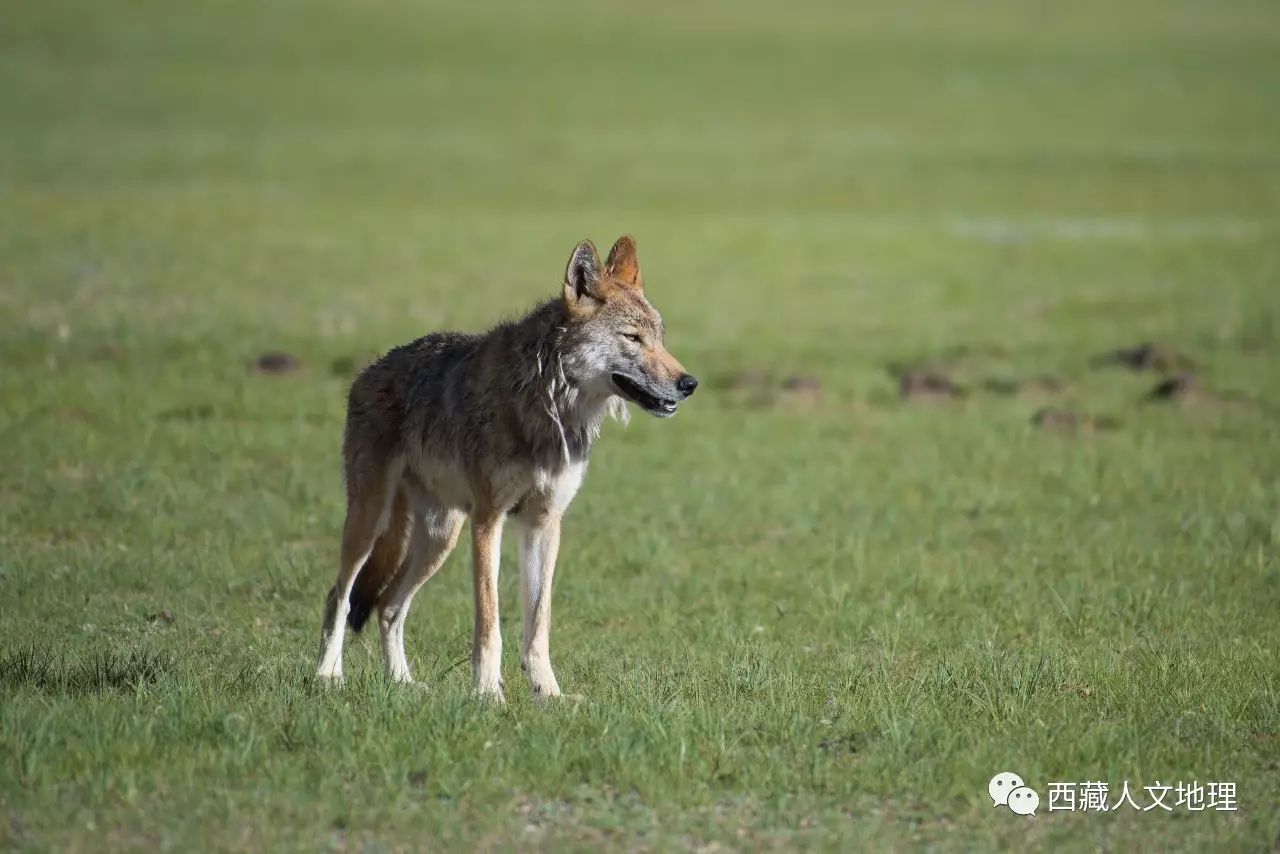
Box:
left=314, top=236, right=697, bottom=702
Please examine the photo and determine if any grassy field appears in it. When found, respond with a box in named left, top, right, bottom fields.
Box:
left=2, top=0, right=1279, bottom=849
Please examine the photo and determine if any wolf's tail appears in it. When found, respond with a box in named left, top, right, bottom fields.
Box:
left=345, top=489, right=412, bottom=632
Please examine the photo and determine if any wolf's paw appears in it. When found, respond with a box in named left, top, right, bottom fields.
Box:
left=537, top=691, right=587, bottom=709
left=391, top=674, right=429, bottom=690
left=530, top=680, right=562, bottom=705
left=314, top=669, right=344, bottom=687
left=474, top=685, right=506, bottom=705
left=522, top=657, right=561, bottom=705
left=474, top=675, right=506, bottom=705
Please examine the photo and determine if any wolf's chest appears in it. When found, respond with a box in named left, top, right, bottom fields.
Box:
left=408, top=449, right=588, bottom=518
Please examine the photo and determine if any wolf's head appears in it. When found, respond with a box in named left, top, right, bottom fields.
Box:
left=558, top=236, right=698, bottom=418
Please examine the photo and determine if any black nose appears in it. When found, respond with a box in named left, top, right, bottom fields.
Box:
left=676, top=374, right=699, bottom=398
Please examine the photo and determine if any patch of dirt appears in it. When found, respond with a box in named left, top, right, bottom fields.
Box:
left=251, top=352, right=302, bottom=375
left=899, top=371, right=963, bottom=401
left=1146, top=374, right=1259, bottom=410
left=778, top=374, right=823, bottom=409
left=888, top=344, right=1037, bottom=402
left=1090, top=342, right=1194, bottom=373
left=716, top=370, right=824, bottom=410
left=1032, top=408, right=1119, bottom=434
left=781, top=375, right=821, bottom=392
left=1147, top=372, right=1201, bottom=402
left=723, top=369, right=772, bottom=391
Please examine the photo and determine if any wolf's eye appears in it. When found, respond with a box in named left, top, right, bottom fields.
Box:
left=622, top=332, right=643, bottom=344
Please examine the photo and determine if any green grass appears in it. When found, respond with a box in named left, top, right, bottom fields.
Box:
left=2, top=0, right=1279, bottom=849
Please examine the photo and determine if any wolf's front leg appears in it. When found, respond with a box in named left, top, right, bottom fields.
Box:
left=518, top=515, right=563, bottom=702
left=470, top=512, right=505, bottom=702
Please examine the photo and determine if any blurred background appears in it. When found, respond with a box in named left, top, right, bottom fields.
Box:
left=2, top=0, right=1279, bottom=849
left=6, top=0, right=1278, bottom=373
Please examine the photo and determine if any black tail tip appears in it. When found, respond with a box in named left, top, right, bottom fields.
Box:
left=346, top=595, right=373, bottom=633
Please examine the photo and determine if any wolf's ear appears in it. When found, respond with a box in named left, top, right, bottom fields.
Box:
left=563, top=239, right=603, bottom=315
left=604, top=235, right=642, bottom=289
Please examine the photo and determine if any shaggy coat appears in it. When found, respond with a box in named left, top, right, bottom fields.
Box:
left=315, top=236, right=697, bottom=702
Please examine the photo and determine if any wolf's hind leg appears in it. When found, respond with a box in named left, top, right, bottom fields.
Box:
left=378, top=504, right=465, bottom=683
left=316, top=457, right=403, bottom=683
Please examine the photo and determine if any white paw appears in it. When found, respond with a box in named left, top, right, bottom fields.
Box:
left=474, top=647, right=504, bottom=702
left=392, top=673, right=430, bottom=691
left=473, top=664, right=505, bottom=703
left=314, top=668, right=344, bottom=686
left=522, top=656, right=560, bottom=704
left=531, top=684, right=562, bottom=705
left=474, top=680, right=506, bottom=704
left=528, top=672, right=561, bottom=704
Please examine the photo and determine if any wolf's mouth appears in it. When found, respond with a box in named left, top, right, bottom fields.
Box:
left=611, top=373, right=678, bottom=417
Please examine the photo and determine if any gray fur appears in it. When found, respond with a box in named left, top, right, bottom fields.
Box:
left=347, top=299, right=620, bottom=481
left=315, top=235, right=697, bottom=698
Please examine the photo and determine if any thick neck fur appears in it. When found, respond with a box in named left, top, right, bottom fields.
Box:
left=492, top=299, right=625, bottom=467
